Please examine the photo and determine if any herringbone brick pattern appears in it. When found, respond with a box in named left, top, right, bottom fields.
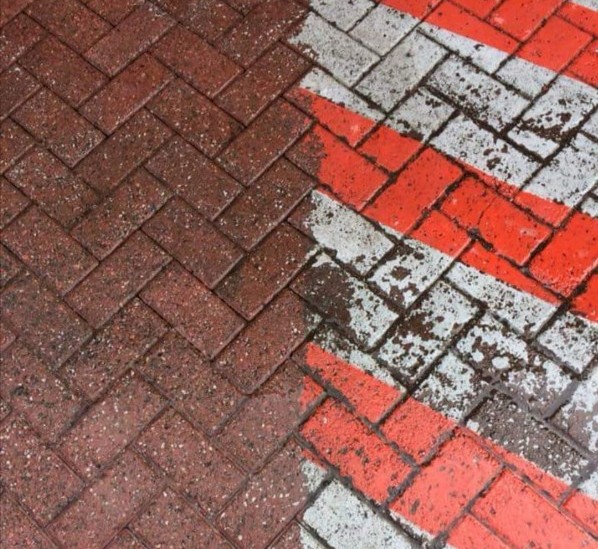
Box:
left=1, top=0, right=596, bottom=547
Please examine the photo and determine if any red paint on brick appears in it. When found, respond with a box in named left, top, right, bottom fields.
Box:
left=452, top=0, right=500, bottom=17
left=515, top=186, right=572, bottom=226
left=303, top=343, right=401, bottom=423
left=565, top=40, right=598, bottom=88
left=564, top=489, right=598, bottom=537
left=529, top=211, right=598, bottom=297
left=559, top=2, right=598, bottom=36
left=382, top=398, right=453, bottom=463
left=289, top=88, right=377, bottom=147
left=289, top=125, right=387, bottom=210
left=473, top=472, right=595, bottom=548
left=572, top=274, right=597, bottom=322
left=365, top=149, right=462, bottom=233
left=302, top=399, right=411, bottom=502
left=518, top=15, right=591, bottom=73
left=411, top=210, right=470, bottom=256
left=383, top=0, right=441, bottom=18
left=448, top=515, right=511, bottom=549
left=441, top=176, right=551, bottom=265
left=489, top=0, right=562, bottom=40
left=392, top=435, right=499, bottom=534
left=359, top=125, right=422, bottom=172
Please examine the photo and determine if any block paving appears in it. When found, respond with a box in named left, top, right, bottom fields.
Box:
left=0, top=0, right=597, bottom=547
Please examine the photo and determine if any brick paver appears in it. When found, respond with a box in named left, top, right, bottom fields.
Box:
left=1, top=1, right=596, bottom=548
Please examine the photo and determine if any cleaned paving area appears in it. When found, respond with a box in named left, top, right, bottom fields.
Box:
left=0, top=0, right=597, bottom=547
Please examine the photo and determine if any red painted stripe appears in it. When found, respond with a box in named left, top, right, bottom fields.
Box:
left=292, top=90, right=598, bottom=322
left=379, top=0, right=596, bottom=86
left=299, top=344, right=597, bottom=545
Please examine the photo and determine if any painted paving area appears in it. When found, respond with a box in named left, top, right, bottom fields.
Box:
left=0, top=0, right=596, bottom=547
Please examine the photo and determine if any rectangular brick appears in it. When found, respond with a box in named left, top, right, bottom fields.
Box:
left=145, top=136, right=241, bottom=220
left=66, top=231, right=169, bottom=328
left=219, top=99, right=311, bottom=184
left=1, top=342, right=84, bottom=442
left=215, top=289, right=319, bottom=393
left=215, top=361, right=308, bottom=468
left=81, top=54, right=172, bottom=133
left=14, top=90, right=104, bottom=168
left=2, top=207, right=97, bottom=294
left=72, top=169, right=170, bottom=259
left=153, top=25, right=240, bottom=97
left=0, top=65, right=39, bottom=120
left=290, top=190, right=393, bottom=276
left=136, top=412, right=244, bottom=513
left=136, top=331, right=242, bottom=431
left=58, top=370, right=164, bottom=476
left=0, top=244, right=21, bottom=288
left=153, top=0, right=239, bottom=40
left=288, top=12, right=378, bottom=87
left=0, top=0, right=33, bottom=26
left=1, top=493, right=56, bottom=549
left=49, top=451, right=160, bottom=549
left=76, top=109, right=171, bottom=193
left=441, top=176, right=550, bottom=265
left=217, top=223, right=315, bottom=319
left=0, top=177, right=29, bottom=228
left=217, top=43, right=310, bottom=125
left=292, top=254, right=396, bottom=349
left=0, top=120, right=33, bottom=174
left=148, top=79, right=240, bottom=157
left=473, top=472, right=594, bottom=548
left=391, top=435, right=499, bottom=534
left=1, top=272, right=91, bottom=364
left=302, top=399, right=411, bottom=502
left=26, top=0, right=109, bottom=52
left=140, top=262, right=244, bottom=358
left=218, top=441, right=314, bottom=547
left=20, top=36, right=106, bottom=107
left=217, top=158, right=314, bottom=250
left=0, top=417, right=83, bottom=524
left=0, top=14, right=44, bottom=72
left=143, top=197, right=241, bottom=287
left=131, top=489, right=231, bottom=548
left=378, top=281, right=477, bottom=382
left=288, top=125, right=387, bottom=211
left=84, top=0, right=142, bottom=24
left=5, top=149, right=98, bottom=228
left=85, top=2, right=174, bottom=75
left=530, top=212, right=598, bottom=296
left=62, top=299, right=167, bottom=400
left=218, top=0, right=306, bottom=67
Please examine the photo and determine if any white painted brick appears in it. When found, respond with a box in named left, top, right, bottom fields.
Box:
left=582, top=110, right=598, bottom=139
left=428, top=56, right=529, bottom=131
left=350, top=4, right=418, bottom=55
left=303, top=481, right=415, bottom=548
left=377, top=281, right=477, bottom=382
left=414, top=351, right=487, bottom=421
left=554, top=367, right=597, bottom=453
left=496, top=57, right=555, bottom=98
left=446, top=261, right=556, bottom=335
left=370, top=237, right=452, bottom=309
left=524, top=133, right=598, bottom=208
left=289, top=13, right=379, bottom=86
left=516, top=76, right=597, bottom=143
left=571, top=0, right=598, bottom=10
left=457, top=314, right=573, bottom=414
left=299, top=529, right=327, bottom=549
left=311, top=0, right=375, bottom=31
left=432, top=114, right=539, bottom=187
left=299, top=68, right=384, bottom=122
left=295, top=253, right=398, bottom=349
left=418, top=24, right=507, bottom=73
left=580, top=196, right=598, bottom=217
left=576, top=469, right=598, bottom=500
left=356, top=32, right=446, bottom=112
left=507, top=126, right=559, bottom=158
left=295, top=190, right=394, bottom=275
left=387, top=88, right=454, bottom=142
left=537, top=312, right=598, bottom=374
